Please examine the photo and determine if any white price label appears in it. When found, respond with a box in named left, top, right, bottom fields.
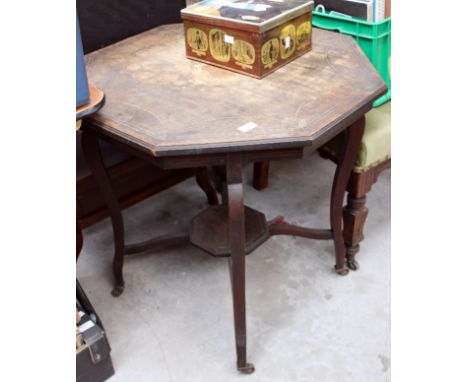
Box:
left=224, top=34, right=234, bottom=44
left=78, top=320, right=95, bottom=333
left=238, top=122, right=257, bottom=133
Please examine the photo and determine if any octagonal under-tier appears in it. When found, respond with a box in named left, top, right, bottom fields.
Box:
left=189, top=205, right=269, bottom=257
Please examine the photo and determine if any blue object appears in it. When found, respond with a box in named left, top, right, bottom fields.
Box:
left=76, top=16, right=89, bottom=107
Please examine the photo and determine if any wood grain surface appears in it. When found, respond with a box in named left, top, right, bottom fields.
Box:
left=76, top=84, right=105, bottom=121
left=84, top=24, right=386, bottom=157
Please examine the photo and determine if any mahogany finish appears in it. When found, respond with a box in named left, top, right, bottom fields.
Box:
left=81, top=24, right=386, bottom=373
left=81, top=132, right=126, bottom=296
left=253, top=139, right=391, bottom=268
left=330, top=116, right=365, bottom=273
left=77, top=157, right=197, bottom=228
left=76, top=83, right=106, bottom=261
left=225, top=152, right=254, bottom=373
left=81, top=133, right=218, bottom=297
left=84, top=25, right=386, bottom=156
left=253, top=160, right=270, bottom=190
left=319, top=148, right=391, bottom=265
left=190, top=205, right=268, bottom=257
left=342, top=158, right=391, bottom=264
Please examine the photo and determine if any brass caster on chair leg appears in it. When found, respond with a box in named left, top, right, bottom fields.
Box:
left=347, top=259, right=360, bottom=271
left=237, top=363, right=255, bottom=374
left=111, top=284, right=125, bottom=297
left=334, top=265, right=349, bottom=276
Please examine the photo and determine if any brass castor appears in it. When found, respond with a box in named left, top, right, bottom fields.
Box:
left=111, top=284, right=125, bottom=297
left=347, top=259, right=360, bottom=271
left=335, top=265, right=349, bottom=276
left=237, top=363, right=255, bottom=374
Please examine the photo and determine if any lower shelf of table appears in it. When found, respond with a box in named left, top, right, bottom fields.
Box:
left=124, top=205, right=333, bottom=258
left=189, top=205, right=269, bottom=257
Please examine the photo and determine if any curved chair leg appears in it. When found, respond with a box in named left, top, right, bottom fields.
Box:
left=81, top=132, right=125, bottom=296
left=330, top=116, right=365, bottom=275
left=195, top=167, right=218, bottom=205
left=226, top=153, right=255, bottom=374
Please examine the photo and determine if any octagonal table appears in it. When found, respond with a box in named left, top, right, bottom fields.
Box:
left=81, top=23, right=386, bottom=373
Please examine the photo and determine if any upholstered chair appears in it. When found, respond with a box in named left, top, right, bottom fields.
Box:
left=253, top=102, right=391, bottom=268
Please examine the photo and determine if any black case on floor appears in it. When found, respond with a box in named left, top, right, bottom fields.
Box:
left=77, top=280, right=115, bottom=382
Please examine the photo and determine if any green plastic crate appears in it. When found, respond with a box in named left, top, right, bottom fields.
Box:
left=312, top=10, right=391, bottom=107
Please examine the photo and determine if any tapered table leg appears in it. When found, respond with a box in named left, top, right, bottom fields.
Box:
left=225, top=153, right=255, bottom=374
left=76, top=210, right=83, bottom=260
left=330, top=116, right=365, bottom=275
left=81, top=131, right=126, bottom=296
left=195, top=167, right=218, bottom=205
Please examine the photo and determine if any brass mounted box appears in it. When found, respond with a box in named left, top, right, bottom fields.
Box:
left=181, top=0, right=314, bottom=79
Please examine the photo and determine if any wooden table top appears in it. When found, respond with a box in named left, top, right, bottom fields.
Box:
left=76, top=84, right=105, bottom=121
left=84, top=24, right=386, bottom=157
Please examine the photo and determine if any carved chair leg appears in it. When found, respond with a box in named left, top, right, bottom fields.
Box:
left=195, top=167, right=218, bottom=205
left=330, top=116, right=365, bottom=275
left=343, top=157, right=391, bottom=268
left=81, top=131, right=125, bottom=297
left=226, top=153, right=255, bottom=374
left=252, top=161, right=270, bottom=190
left=343, top=191, right=368, bottom=270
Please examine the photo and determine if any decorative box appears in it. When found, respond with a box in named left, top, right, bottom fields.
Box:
left=77, top=16, right=90, bottom=107
left=181, top=0, right=314, bottom=78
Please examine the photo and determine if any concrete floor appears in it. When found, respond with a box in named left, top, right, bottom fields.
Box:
left=78, top=149, right=390, bottom=382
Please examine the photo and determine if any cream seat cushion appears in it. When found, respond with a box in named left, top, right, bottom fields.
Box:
left=323, top=102, right=391, bottom=172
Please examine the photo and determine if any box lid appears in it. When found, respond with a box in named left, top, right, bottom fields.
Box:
left=181, top=0, right=314, bottom=33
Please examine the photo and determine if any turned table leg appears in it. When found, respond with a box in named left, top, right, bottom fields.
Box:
left=252, top=161, right=270, bottom=190
left=81, top=131, right=126, bottom=297
left=225, top=153, right=255, bottom=374
left=76, top=206, right=83, bottom=261
left=330, top=116, right=365, bottom=275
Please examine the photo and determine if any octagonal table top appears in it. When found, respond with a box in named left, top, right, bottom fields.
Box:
left=84, top=23, right=386, bottom=157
